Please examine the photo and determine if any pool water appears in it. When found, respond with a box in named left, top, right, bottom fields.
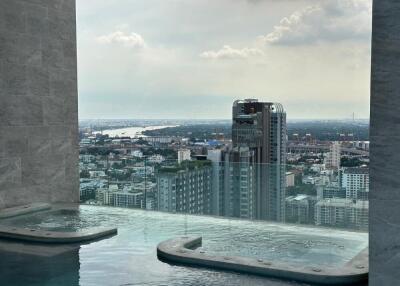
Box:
left=0, top=205, right=368, bottom=286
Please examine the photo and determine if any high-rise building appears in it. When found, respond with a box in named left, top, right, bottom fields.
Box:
left=325, top=141, right=341, bottom=170
left=207, top=149, right=226, bottom=216
left=156, top=160, right=212, bottom=214
left=231, top=99, right=287, bottom=221
left=225, top=146, right=257, bottom=219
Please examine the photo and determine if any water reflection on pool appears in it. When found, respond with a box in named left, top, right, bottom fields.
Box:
left=0, top=205, right=368, bottom=286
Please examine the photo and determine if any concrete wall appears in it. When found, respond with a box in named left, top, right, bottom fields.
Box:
left=370, top=0, right=400, bottom=285
left=0, top=0, right=79, bottom=208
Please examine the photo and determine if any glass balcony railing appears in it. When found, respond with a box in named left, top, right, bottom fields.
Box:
left=0, top=154, right=369, bottom=286
left=73, top=153, right=369, bottom=284
left=79, top=155, right=369, bottom=232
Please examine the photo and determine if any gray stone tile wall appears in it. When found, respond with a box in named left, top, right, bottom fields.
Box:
left=370, top=0, right=400, bottom=285
left=0, top=0, right=79, bottom=208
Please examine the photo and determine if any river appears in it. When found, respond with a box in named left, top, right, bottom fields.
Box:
left=93, top=125, right=178, bottom=138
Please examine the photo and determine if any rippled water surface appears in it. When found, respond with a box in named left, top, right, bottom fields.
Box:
left=0, top=205, right=368, bottom=286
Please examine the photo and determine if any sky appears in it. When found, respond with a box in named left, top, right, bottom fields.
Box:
left=77, top=0, right=372, bottom=120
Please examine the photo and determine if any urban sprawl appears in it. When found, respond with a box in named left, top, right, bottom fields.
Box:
left=79, top=99, right=369, bottom=231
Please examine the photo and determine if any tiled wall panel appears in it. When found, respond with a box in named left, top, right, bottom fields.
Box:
left=0, top=0, right=79, bottom=208
left=370, top=0, right=400, bottom=285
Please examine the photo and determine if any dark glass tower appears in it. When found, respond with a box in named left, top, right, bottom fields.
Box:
left=231, top=99, right=287, bottom=221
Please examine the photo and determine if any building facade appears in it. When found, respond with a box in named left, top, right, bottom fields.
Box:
left=225, top=147, right=256, bottom=219
left=157, top=161, right=212, bottom=214
left=315, top=198, right=368, bottom=230
left=178, top=149, right=191, bottom=164
left=231, top=99, right=287, bottom=221
left=285, top=195, right=316, bottom=225
left=341, top=167, right=369, bottom=200
left=325, top=141, right=341, bottom=170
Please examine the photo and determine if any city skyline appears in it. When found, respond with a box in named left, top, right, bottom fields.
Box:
left=77, top=0, right=372, bottom=120
left=78, top=97, right=369, bottom=230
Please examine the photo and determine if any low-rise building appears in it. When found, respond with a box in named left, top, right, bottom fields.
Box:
left=131, top=150, right=144, bottom=158
left=285, top=195, right=316, bottom=224
left=315, top=198, right=368, bottom=230
left=286, top=172, right=295, bottom=187
left=101, top=190, right=143, bottom=208
left=148, top=154, right=165, bottom=163
left=340, top=167, right=369, bottom=200
left=89, top=170, right=107, bottom=179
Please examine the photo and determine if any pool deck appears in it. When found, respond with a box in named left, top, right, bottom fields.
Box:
left=157, top=236, right=368, bottom=285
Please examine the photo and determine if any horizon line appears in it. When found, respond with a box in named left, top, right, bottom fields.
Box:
left=78, top=118, right=370, bottom=121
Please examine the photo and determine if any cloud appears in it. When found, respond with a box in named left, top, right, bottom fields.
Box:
left=260, top=0, right=372, bottom=45
left=200, top=45, right=264, bottom=60
left=96, top=31, right=146, bottom=49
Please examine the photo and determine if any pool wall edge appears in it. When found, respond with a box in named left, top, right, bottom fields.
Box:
left=0, top=203, right=52, bottom=219
left=157, top=236, right=368, bottom=285
left=0, top=226, right=117, bottom=244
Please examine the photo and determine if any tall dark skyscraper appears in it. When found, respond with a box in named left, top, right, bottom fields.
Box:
left=231, top=99, right=287, bottom=221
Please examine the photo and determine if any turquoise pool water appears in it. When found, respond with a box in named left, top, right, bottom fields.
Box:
left=0, top=205, right=368, bottom=286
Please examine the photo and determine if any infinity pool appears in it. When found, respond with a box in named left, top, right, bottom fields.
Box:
left=0, top=205, right=368, bottom=286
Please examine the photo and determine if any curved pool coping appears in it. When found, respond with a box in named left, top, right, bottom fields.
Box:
left=0, top=203, right=118, bottom=244
left=157, top=236, right=368, bottom=285
left=0, top=226, right=117, bottom=244
left=0, top=203, right=52, bottom=219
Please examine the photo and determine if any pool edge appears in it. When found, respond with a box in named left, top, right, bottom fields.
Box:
left=0, top=203, right=52, bottom=219
left=157, top=236, right=368, bottom=285
left=0, top=226, right=118, bottom=244
left=0, top=203, right=118, bottom=244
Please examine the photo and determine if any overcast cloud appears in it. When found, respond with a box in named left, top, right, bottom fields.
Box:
left=260, top=0, right=372, bottom=45
left=77, top=0, right=372, bottom=120
left=96, top=31, right=146, bottom=49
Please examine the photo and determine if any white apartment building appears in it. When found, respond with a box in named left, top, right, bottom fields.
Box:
left=148, top=154, right=165, bottom=163
left=351, top=141, right=370, bottom=151
left=103, top=191, right=143, bottom=208
left=131, top=150, right=144, bottom=158
left=286, top=172, right=295, bottom=187
left=178, top=149, right=191, bottom=164
left=315, top=198, right=368, bottom=230
left=340, top=167, right=369, bottom=200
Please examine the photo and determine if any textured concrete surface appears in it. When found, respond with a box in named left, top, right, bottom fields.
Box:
left=0, top=0, right=79, bottom=208
left=0, top=225, right=117, bottom=244
left=157, top=236, right=368, bottom=285
left=370, top=1, right=400, bottom=285
left=0, top=203, right=117, bottom=243
left=0, top=202, right=51, bottom=218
